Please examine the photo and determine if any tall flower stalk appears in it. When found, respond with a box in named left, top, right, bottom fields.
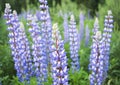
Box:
left=52, top=23, right=68, bottom=85
left=101, top=10, right=114, bottom=80
left=4, top=4, right=33, bottom=82
left=89, top=18, right=104, bottom=85
left=69, top=15, right=80, bottom=72
left=27, top=14, right=44, bottom=84
left=18, top=22, right=33, bottom=82
left=89, top=13, right=113, bottom=85
left=39, top=0, right=52, bottom=81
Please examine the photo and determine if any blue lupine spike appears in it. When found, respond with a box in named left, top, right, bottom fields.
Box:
left=101, top=10, right=114, bottom=80
left=89, top=13, right=113, bottom=85
left=13, top=11, right=33, bottom=82
left=39, top=0, right=53, bottom=82
left=4, top=4, right=33, bottom=82
left=89, top=17, right=104, bottom=85
left=69, top=15, right=80, bottom=72
left=27, top=14, right=44, bottom=84
left=4, top=4, right=23, bottom=81
left=89, top=31, right=103, bottom=85
left=52, top=23, right=68, bottom=85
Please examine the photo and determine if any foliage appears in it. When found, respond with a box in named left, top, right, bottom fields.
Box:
left=71, top=0, right=105, bottom=17
left=99, top=0, right=120, bottom=30
left=0, top=44, right=16, bottom=84
left=0, top=0, right=120, bottom=85
left=69, top=67, right=89, bottom=85
left=104, top=31, right=120, bottom=85
left=0, top=17, right=8, bottom=44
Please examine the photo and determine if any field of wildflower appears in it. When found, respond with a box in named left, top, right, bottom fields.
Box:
left=0, top=0, right=120, bottom=85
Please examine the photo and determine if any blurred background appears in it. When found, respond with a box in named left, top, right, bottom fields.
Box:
left=0, top=0, right=120, bottom=85
left=0, top=0, right=120, bottom=30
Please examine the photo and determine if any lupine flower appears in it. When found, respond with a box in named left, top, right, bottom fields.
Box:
left=89, top=18, right=104, bottom=85
left=78, top=12, right=85, bottom=49
left=4, top=4, right=22, bottom=81
left=101, top=10, right=114, bottom=80
left=4, top=4, right=32, bottom=82
left=63, top=13, right=69, bottom=43
left=85, top=25, right=90, bottom=46
left=18, top=22, right=33, bottom=82
left=69, top=15, right=80, bottom=72
left=52, top=23, right=68, bottom=85
left=89, top=31, right=103, bottom=85
left=27, top=14, right=44, bottom=84
left=39, top=0, right=53, bottom=81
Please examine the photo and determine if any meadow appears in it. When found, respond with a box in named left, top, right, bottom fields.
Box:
left=0, top=0, right=120, bottom=85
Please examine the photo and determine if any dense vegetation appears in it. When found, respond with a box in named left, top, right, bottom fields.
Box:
left=0, top=0, right=120, bottom=85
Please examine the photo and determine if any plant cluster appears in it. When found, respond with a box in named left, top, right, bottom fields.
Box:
left=2, top=0, right=114, bottom=85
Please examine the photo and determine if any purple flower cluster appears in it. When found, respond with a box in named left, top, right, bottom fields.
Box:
left=4, top=1, right=114, bottom=85
left=39, top=0, right=53, bottom=81
left=4, top=4, right=33, bottom=82
left=17, top=22, right=33, bottom=82
left=89, top=10, right=113, bottom=85
left=52, top=23, right=68, bottom=85
left=101, top=10, right=114, bottom=80
left=27, top=14, right=44, bottom=84
left=89, top=18, right=102, bottom=85
left=69, top=15, right=80, bottom=72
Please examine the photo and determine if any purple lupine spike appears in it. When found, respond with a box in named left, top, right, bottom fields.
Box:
left=89, top=18, right=99, bottom=65
left=78, top=12, right=85, bottom=49
left=39, top=0, right=53, bottom=81
left=89, top=31, right=103, bottom=85
left=52, top=23, right=68, bottom=85
left=18, top=22, right=33, bottom=82
left=4, top=4, right=23, bottom=81
left=69, top=15, right=80, bottom=72
left=89, top=18, right=99, bottom=70
left=4, top=4, right=33, bottom=82
left=89, top=17, right=105, bottom=85
left=12, top=11, right=33, bottom=82
left=101, top=10, right=114, bottom=80
left=85, top=25, right=90, bottom=46
left=27, top=14, right=44, bottom=84
left=63, top=13, right=69, bottom=43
